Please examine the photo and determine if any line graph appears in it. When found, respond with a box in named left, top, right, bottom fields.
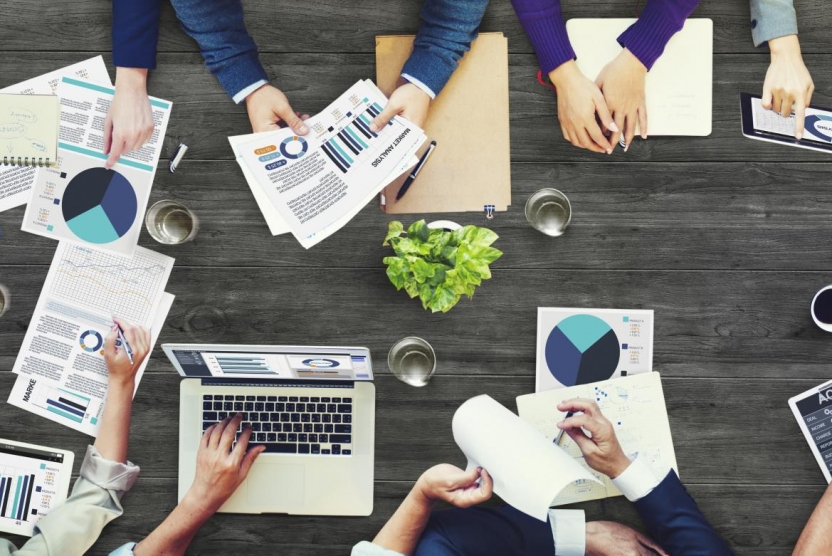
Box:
left=50, top=245, right=170, bottom=324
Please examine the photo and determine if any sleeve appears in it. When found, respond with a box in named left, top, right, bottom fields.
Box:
left=749, top=0, right=798, bottom=47
left=548, top=509, right=586, bottom=556
left=108, top=542, right=137, bottom=556
left=10, top=446, right=140, bottom=556
left=631, top=470, right=735, bottom=556
left=617, top=0, right=702, bottom=70
left=112, top=0, right=164, bottom=69
left=168, top=0, right=270, bottom=102
left=611, top=456, right=667, bottom=502
left=510, top=0, right=575, bottom=74
left=350, top=541, right=405, bottom=556
left=400, top=0, right=490, bottom=97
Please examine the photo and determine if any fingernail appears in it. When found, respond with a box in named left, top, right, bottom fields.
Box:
left=641, top=133, right=647, bottom=140
left=624, top=144, right=629, bottom=153
left=797, top=132, right=803, bottom=140
left=298, top=124, right=309, bottom=134
left=608, top=122, right=620, bottom=132
left=370, top=123, right=379, bottom=132
left=606, top=149, right=612, bottom=155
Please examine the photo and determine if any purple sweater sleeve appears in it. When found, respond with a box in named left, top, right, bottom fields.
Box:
left=617, top=0, right=702, bottom=70
left=511, top=0, right=701, bottom=74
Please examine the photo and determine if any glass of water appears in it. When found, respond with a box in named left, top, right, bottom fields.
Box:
left=525, top=188, right=572, bottom=237
left=145, top=200, right=199, bottom=245
left=0, top=284, right=9, bottom=318
left=388, top=337, right=437, bottom=387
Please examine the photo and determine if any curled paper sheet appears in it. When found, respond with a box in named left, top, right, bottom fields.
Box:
left=452, top=394, right=599, bottom=521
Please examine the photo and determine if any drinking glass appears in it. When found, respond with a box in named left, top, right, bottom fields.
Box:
left=388, top=337, right=437, bottom=387
left=145, top=200, right=199, bottom=244
left=525, top=188, right=572, bottom=237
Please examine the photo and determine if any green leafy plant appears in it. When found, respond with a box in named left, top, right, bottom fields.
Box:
left=383, top=220, right=503, bottom=313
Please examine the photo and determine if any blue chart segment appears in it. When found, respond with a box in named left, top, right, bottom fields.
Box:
left=320, top=102, right=383, bottom=173
left=545, top=314, right=621, bottom=386
left=280, top=136, right=308, bottom=159
left=78, top=330, right=103, bottom=353
left=61, top=168, right=137, bottom=244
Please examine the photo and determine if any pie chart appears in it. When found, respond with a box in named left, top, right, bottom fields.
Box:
left=545, top=314, right=621, bottom=386
left=61, top=168, right=137, bottom=244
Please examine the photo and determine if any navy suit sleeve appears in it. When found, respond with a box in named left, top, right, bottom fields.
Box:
left=112, top=0, right=164, bottom=68
left=632, top=471, right=734, bottom=556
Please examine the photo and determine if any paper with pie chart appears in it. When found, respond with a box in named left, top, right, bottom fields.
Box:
left=8, top=243, right=174, bottom=436
left=536, top=308, right=654, bottom=392
left=21, top=76, right=171, bottom=256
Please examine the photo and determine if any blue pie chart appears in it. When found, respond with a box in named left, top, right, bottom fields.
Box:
left=545, top=314, right=620, bottom=386
left=61, top=168, right=137, bottom=244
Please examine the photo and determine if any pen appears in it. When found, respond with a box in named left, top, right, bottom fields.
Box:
left=396, top=140, right=437, bottom=201
left=554, top=411, right=574, bottom=446
left=116, top=325, right=135, bottom=365
left=169, top=143, right=188, bottom=173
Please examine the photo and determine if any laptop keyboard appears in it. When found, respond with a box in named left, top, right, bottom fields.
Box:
left=201, top=394, right=353, bottom=456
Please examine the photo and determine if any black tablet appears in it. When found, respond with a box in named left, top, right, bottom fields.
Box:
left=740, top=92, right=832, bottom=154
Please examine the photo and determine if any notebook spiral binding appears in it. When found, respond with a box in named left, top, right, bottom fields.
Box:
left=1, top=157, right=51, bottom=167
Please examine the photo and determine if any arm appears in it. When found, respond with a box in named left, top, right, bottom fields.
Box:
left=792, top=482, right=832, bottom=555
left=618, top=0, right=702, bottom=71
left=370, top=0, right=488, bottom=130
left=168, top=0, right=308, bottom=134
left=12, top=321, right=150, bottom=556
left=558, top=398, right=733, bottom=556
left=131, top=414, right=264, bottom=556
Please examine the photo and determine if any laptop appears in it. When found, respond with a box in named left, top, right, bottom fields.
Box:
left=163, top=343, right=375, bottom=516
left=566, top=18, right=713, bottom=136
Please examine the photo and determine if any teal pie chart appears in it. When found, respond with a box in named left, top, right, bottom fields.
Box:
left=61, top=168, right=137, bottom=244
left=545, top=314, right=621, bottom=386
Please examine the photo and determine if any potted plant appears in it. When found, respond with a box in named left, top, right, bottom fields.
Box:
left=383, top=220, right=503, bottom=313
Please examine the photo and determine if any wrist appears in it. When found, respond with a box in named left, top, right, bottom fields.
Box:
left=548, top=60, right=580, bottom=87
left=182, top=486, right=223, bottom=518
left=606, top=453, right=632, bottom=480
left=115, top=67, right=148, bottom=91
left=768, top=34, right=800, bottom=58
left=413, top=476, right=439, bottom=507
left=107, top=376, right=135, bottom=395
left=244, top=83, right=269, bottom=107
left=619, top=48, right=647, bottom=73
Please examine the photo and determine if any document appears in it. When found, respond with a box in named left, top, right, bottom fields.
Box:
left=0, top=94, right=59, bottom=167
left=235, top=80, right=423, bottom=247
left=229, top=133, right=290, bottom=236
left=453, top=395, right=598, bottom=521
left=7, top=243, right=174, bottom=436
left=0, top=56, right=110, bottom=212
left=788, top=379, right=832, bottom=482
left=21, top=76, right=172, bottom=257
left=517, top=373, right=678, bottom=506
left=537, top=308, right=654, bottom=392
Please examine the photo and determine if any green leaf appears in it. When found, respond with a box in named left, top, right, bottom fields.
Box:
left=383, top=221, right=404, bottom=245
left=384, top=257, right=409, bottom=289
left=418, top=283, right=435, bottom=309
left=404, top=278, right=420, bottom=299
left=468, top=245, right=503, bottom=264
left=439, top=246, right=457, bottom=266
left=411, top=258, right=436, bottom=283
left=407, top=220, right=430, bottom=243
left=427, top=266, right=448, bottom=286
left=429, top=284, right=460, bottom=313
left=465, top=259, right=491, bottom=280
left=462, top=225, right=499, bottom=247
left=393, top=238, right=420, bottom=257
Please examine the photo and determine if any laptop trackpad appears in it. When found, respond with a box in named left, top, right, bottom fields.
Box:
left=247, top=464, right=305, bottom=510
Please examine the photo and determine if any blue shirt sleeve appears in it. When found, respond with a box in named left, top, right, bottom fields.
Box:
left=632, top=471, right=734, bottom=556
left=112, top=0, right=164, bottom=69
left=169, top=0, right=269, bottom=101
left=401, top=0, right=490, bottom=97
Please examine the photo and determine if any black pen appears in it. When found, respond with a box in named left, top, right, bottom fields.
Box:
left=554, top=411, right=574, bottom=445
left=396, top=140, right=437, bottom=201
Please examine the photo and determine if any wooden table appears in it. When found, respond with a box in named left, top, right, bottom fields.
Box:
left=1, top=0, right=831, bottom=553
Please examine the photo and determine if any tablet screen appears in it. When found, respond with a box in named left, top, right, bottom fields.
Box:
left=790, top=382, right=832, bottom=482
left=751, top=97, right=832, bottom=145
left=0, top=441, right=71, bottom=536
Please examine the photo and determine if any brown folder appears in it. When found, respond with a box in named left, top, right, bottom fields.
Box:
left=376, top=32, right=511, bottom=214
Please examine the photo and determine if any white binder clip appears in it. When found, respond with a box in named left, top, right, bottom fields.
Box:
left=484, top=205, right=495, bottom=219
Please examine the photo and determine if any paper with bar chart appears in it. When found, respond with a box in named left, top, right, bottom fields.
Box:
left=8, top=243, right=174, bottom=436
left=235, top=79, right=424, bottom=248
left=0, top=439, right=73, bottom=537
left=517, top=372, right=677, bottom=506
left=21, top=76, right=171, bottom=256
left=536, top=308, right=654, bottom=392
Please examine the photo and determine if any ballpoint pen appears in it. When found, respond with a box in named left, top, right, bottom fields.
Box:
left=115, top=324, right=135, bottom=365
left=396, top=140, right=437, bottom=201
left=554, top=411, right=574, bottom=445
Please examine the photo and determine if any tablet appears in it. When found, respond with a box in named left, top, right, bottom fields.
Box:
left=789, top=379, right=832, bottom=483
left=0, top=439, right=74, bottom=537
left=740, top=92, right=832, bottom=153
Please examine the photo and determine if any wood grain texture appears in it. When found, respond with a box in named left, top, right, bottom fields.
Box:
left=1, top=0, right=832, bottom=554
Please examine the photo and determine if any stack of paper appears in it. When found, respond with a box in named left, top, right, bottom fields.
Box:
left=231, top=79, right=424, bottom=247
left=8, top=243, right=175, bottom=437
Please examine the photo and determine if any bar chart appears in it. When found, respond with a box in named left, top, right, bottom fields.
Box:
left=214, top=355, right=277, bottom=375
left=320, top=102, right=384, bottom=173
left=0, top=441, right=66, bottom=534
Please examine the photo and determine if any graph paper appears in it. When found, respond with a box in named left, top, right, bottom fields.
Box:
left=50, top=244, right=173, bottom=325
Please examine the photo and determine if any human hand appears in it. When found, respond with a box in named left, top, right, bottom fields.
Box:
left=548, top=60, right=617, bottom=154
left=416, top=464, right=493, bottom=508
left=104, top=317, right=150, bottom=387
left=245, top=84, right=310, bottom=134
left=557, top=399, right=631, bottom=478
left=370, top=82, right=431, bottom=132
left=104, top=68, right=154, bottom=169
left=186, top=413, right=265, bottom=513
left=595, top=48, right=648, bottom=151
left=763, top=35, right=814, bottom=139
left=586, top=521, right=668, bottom=556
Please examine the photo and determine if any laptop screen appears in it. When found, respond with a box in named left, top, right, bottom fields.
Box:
left=164, top=345, right=373, bottom=381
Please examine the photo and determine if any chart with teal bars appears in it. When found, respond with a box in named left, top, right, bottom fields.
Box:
left=536, top=308, right=654, bottom=392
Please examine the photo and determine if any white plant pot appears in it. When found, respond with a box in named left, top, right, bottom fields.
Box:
left=427, top=220, right=462, bottom=232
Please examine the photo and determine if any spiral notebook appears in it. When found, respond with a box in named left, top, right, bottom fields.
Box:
left=0, top=93, right=59, bottom=167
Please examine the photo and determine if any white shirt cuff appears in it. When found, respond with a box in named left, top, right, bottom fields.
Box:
left=232, top=79, right=269, bottom=104
left=401, top=73, right=436, bottom=99
left=611, top=456, right=668, bottom=502
left=548, top=509, right=585, bottom=556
